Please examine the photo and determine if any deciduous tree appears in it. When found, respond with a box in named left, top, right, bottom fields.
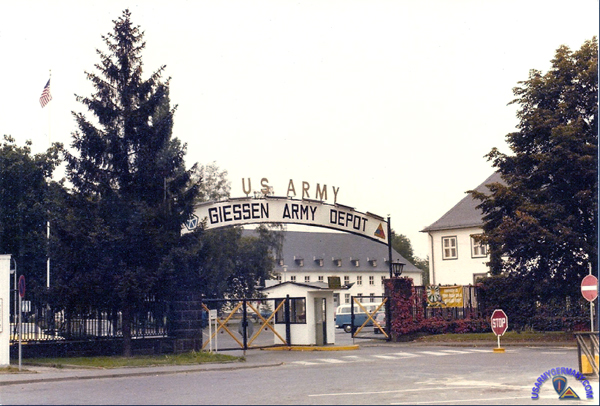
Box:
left=472, top=37, right=598, bottom=300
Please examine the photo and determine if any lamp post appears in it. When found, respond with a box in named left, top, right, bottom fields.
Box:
left=391, top=261, right=405, bottom=278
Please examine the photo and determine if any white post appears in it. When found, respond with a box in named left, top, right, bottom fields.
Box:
left=0, top=255, right=11, bottom=367
left=589, top=263, right=594, bottom=332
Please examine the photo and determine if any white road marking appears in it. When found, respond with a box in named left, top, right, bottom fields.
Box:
left=315, top=358, right=346, bottom=363
left=373, top=355, right=402, bottom=359
left=418, top=351, right=451, bottom=356
left=390, top=352, right=420, bottom=357
left=439, top=349, right=473, bottom=354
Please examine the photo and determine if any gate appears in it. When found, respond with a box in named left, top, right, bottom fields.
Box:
left=201, top=297, right=302, bottom=351
left=349, top=295, right=390, bottom=341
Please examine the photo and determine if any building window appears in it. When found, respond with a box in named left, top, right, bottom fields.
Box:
left=276, top=274, right=282, bottom=282
left=274, top=298, right=306, bottom=324
left=344, top=275, right=350, bottom=285
left=356, top=276, right=362, bottom=286
left=344, top=293, right=350, bottom=304
left=351, top=259, right=359, bottom=267
left=304, top=275, right=310, bottom=283
left=290, top=275, right=296, bottom=282
left=370, top=293, right=375, bottom=302
left=318, top=275, right=324, bottom=282
left=369, top=276, right=375, bottom=285
left=381, top=276, right=386, bottom=285
left=333, top=258, right=342, bottom=267
left=471, top=235, right=487, bottom=258
left=356, top=293, right=363, bottom=302
left=442, top=236, right=458, bottom=260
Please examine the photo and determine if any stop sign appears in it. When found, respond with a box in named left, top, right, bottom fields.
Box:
left=581, top=275, right=598, bottom=302
left=491, top=309, right=508, bottom=336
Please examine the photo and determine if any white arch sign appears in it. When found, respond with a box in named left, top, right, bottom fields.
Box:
left=184, top=197, right=388, bottom=244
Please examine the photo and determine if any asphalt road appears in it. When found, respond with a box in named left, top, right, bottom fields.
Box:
left=1, top=331, right=597, bottom=405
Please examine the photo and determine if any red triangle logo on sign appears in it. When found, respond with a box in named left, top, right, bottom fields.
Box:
left=374, top=223, right=386, bottom=240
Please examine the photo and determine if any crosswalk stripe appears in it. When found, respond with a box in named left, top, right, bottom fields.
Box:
left=440, top=349, right=473, bottom=354
left=316, top=358, right=347, bottom=363
left=419, top=351, right=450, bottom=356
left=390, top=352, right=419, bottom=357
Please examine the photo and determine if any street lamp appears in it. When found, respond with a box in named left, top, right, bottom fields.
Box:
left=391, top=261, right=405, bottom=278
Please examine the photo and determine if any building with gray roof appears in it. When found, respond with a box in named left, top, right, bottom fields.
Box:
left=245, top=229, right=423, bottom=308
left=421, top=172, right=504, bottom=285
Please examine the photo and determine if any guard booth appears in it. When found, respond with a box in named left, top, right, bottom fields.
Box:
left=260, top=278, right=345, bottom=346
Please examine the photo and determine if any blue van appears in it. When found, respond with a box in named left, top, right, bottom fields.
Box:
left=334, top=303, right=384, bottom=333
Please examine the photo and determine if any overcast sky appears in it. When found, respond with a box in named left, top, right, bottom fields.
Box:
left=1, top=0, right=598, bottom=258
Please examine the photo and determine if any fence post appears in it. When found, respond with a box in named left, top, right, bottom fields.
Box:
left=284, top=295, right=291, bottom=346
left=242, top=299, right=248, bottom=352
left=169, top=292, right=203, bottom=354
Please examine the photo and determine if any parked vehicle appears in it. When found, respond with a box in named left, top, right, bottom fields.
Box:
left=335, top=303, right=384, bottom=333
left=373, top=311, right=386, bottom=334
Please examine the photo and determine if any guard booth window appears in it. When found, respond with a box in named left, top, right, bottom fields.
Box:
left=275, top=298, right=306, bottom=324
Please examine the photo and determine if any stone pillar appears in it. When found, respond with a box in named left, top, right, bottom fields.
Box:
left=169, top=292, right=203, bottom=353
left=0, top=255, right=11, bottom=366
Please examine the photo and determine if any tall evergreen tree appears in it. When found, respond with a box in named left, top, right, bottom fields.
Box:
left=58, top=10, right=197, bottom=356
left=472, top=38, right=598, bottom=300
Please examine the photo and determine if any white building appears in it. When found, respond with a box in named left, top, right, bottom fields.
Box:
left=421, top=172, right=503, bottom=286
left=249, top=230, right=423, bottom=308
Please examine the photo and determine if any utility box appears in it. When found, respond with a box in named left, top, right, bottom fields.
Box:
left=260, top=281, right=344, bottom=346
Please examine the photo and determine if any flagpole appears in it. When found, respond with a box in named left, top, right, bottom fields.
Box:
left=46, top=69, right=51, bottom=289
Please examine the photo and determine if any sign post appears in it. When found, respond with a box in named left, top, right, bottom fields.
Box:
left=18, top=275, right=25, bottom=371
left=581, top=270, right=598, bottom=332
left=491, top=309, right=508, bottom=353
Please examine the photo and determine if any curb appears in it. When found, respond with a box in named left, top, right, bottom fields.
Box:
left=262, top=345, right=359, bottom=351
left=0, top=362, right=284, bottom=387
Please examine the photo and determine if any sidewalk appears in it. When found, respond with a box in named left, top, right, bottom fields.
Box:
left=0, top=344, right=355, bottom=386
left=0, top=358, right=282, bottom=387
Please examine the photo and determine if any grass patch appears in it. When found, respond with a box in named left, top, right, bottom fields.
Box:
left=0, top=365, right=29, bottom=374
left=23, top=351, right=242, bottom=369
left=415, top=331, right=576, bottom=343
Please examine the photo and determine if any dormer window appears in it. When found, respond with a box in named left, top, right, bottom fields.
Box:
left=368, top=258, right=377, bottom=267
left=332, top=257, right=342, bottom=267
left=350, top=258, right=359, bottom=267
left=314, top=257, right=324, bottom=267
left=294, top=256, right=304, bottom=267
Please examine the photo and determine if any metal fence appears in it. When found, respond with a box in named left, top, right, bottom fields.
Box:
left=9, top=289, right=168, bottom=343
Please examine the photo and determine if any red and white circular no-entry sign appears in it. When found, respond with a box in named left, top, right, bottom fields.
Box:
left=581, top=275, right=598, bottom=302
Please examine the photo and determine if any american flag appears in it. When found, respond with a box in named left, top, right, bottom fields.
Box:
left=39, top=79, right=52, bottom=108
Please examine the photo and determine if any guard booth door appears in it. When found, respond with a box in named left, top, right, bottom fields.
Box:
left=314, top=297, right=327, bottom=345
